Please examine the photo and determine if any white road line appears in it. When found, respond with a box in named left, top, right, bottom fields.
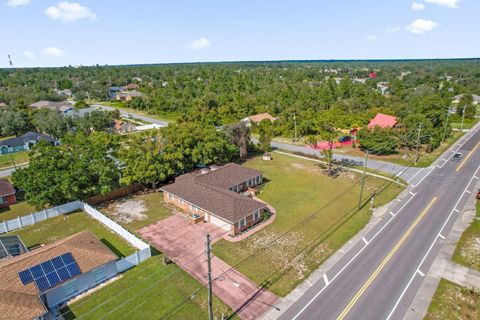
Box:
left=453, top=209, right=460, bottom=213
left=409, top=191, right=416, bottom=196
left=407, top=167, right=425, bottom=184
left=465, top=190, right=471, bottom=194
left=438, top=234, right=445, bottom=240
left=417, top=270, right=425, bottom=277
left=386, top=165, right=480, bottom=320
left=389, top=211, right=396, bottom=217
left=474, top=176, right=479, bottom=180
left=362, top=237, right=369, bottom=245
left=413, top=166, right=436, bottom=188
left=323, top=274, right=329, bottom=286
left=290, top=193, right=417, bottom=320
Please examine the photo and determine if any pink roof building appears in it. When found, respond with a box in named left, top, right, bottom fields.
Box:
left=368, top=113, right=398, bottom=129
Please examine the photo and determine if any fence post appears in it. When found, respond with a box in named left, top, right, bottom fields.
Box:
left=135, top=251, right=140, bottom=265
left=43, top=208, right=47, bottom=220
left=31, top=212, right=36, bottom=224
left=2, top=220, right=7, bottom=233
left=17, top=216, right=22, bottom=229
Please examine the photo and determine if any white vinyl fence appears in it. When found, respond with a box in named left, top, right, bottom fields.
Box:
left=1, top=201, right=151, bottom=269
left=0, top=200, right=83, bottom=234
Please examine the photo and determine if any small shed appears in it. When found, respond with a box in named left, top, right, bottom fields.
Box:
left=262, top=153, right=272, bottom=161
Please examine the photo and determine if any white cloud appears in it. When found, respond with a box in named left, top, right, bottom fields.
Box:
left=411, top=2, right=425, bottom=10
left=41, top=47, right=64, bottom=58
left=6, top=0, right=31, bottom=7
left=425, top=0, right=460, bottom=8
left=366, top=35, right=378, bottom=42
left=188, top=37, right=210, bottom=50
left=386, top=26, right=401, bottom=33
left=23, top=50, right=35, bottom=60
left=406, top=19, right=438, bottom=34
left=45, top=1, right=97, bottom=22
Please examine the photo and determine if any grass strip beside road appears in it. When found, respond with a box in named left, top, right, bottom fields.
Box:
left=425, top=278, right=480, bottom=320
left=452, top=201, right=480, bottom=272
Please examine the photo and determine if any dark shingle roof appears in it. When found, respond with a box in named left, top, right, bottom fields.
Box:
left=0, top=132, right=54, bottom=148
left=161, top=164, right=266, bottom=223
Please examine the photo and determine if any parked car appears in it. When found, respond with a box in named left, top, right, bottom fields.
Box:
left=339, top=136, right=352, bottom=143
left=452, top=152, right=462, bottom=162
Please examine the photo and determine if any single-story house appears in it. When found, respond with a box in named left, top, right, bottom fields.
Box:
left=241, top=112, right=276, bottom=126
left=67, top=107, right=98, bottom=119
left=115, top=91, right=143, bottom=101
left=161, top=163, right=267, bottom=236
left=0, top=231, right=118, bottom=320
left=113, top=120, right=136, bottom=134
left=377, top=82, right=389, bottom=95
left=0, top=180, right=17, bottom=208
left=29, top=101, right=73, bottom=116
left=0, top=132, right=55, bottom=155
left=452, top=94, right=480, bottom=105
left=367, top=113, right=398, bottom=129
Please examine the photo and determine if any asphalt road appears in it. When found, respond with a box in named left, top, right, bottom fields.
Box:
left=91, top=104, right=169, bottom=127
left=266, top=140, right=424, bottom=182
left=279, top=124, right=480, bottom=320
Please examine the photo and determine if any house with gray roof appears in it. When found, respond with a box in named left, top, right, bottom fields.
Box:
left=452, top=94, right=480, bottom=105
left=161, top=163, right=267, bottom=236
left=29, top=101, right=74, bottom=116
left=0, top=132, right=55, bottom=155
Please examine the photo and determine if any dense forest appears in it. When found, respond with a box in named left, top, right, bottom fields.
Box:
left=1, top=59, right=479, bottom=151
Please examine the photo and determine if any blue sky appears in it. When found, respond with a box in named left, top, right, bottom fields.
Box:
left=0, top=0, right=478, bottom=67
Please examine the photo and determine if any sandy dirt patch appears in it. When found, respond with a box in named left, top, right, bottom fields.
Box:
left=108, top=199, right=148, bottom=224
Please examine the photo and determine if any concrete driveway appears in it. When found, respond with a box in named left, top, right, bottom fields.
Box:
left=139, top=214, right=278, bottom=319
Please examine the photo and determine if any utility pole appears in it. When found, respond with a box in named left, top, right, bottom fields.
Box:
left=293, top=113, right=297, bottom=142
left=415, top=123, right=423, bottom=165
left=441, top=111, right=450, bottom=145
left=460, top=104, right=467, bottom=131
left=206, top=234, right=213, bottom=320
left=359, top=150, right=369, bottom=210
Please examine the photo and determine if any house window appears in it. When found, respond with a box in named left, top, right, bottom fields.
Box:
left=63, top=280, right=78, bottom=298
left=167, top=193, right=173, bottom=200
left=253, top=209, right=260, bottom=221
left=256, top=176, right=260, bottom=183
left=94, top=267, right=106, bottom=283
left=0, top=196, right=6, bottom=204
left=239, top=218, right=246, bottom=228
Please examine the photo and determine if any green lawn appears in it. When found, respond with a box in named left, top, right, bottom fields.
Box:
left=452, top=201, right=480, bottom=272
left=10, top=211, right=135, bottom=258
left=213, top=152, right=403, bottom=296
left=0, top=201, right=36, bottom=221
left=0, top=150, right=29, bottom=170
left=62, top=255, right=234, bottom=320
left=425, top=278, right=480, bottom=320
left=99, top=192, right=172, bottom=232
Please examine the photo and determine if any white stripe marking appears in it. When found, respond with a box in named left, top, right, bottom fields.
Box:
left=323, top=273, right=329, bottom=286
left=386, top=164, right=480, bottom=320
left=438, top=234, right=445, bottom=240
left=453, top=209, right=460, bottom=213
left=417, top=270, right=425, bottom=277
left=465, top=190, right=471, bottom=194
left=362, top=237, right=369, bottom=245
left=389, top=211, right=395, bottom=217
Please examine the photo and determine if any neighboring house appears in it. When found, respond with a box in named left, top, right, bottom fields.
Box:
left=0, top=179, right=16, bottom=208
left=353, top=77, right=368, bottom=84
left=113, top=120, right=136, bottom=134
left=29, top=101, right=73, bottom=116
left=0, top=132, right=55, bottom=155
left=109, top=86, right=124, bottom=99
left=124, top=83, right=139, bottom=90
left=0, top=231, right=118, bottom=320
left=115, top=91, right=143, bottom=101
left=136, top=124, right=163, bottom=131
left=377, top=82, right=389, bottom=95
left=241, top=112, right=276, bottom=126
left=162, top=163, right=267, bottom=236
left=452, top=94, right=480, bottom=105
left=367, top=113, right=398, bottom=129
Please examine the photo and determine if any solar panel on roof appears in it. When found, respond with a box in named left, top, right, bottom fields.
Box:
left=17, top=252, right=82, bottom=292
